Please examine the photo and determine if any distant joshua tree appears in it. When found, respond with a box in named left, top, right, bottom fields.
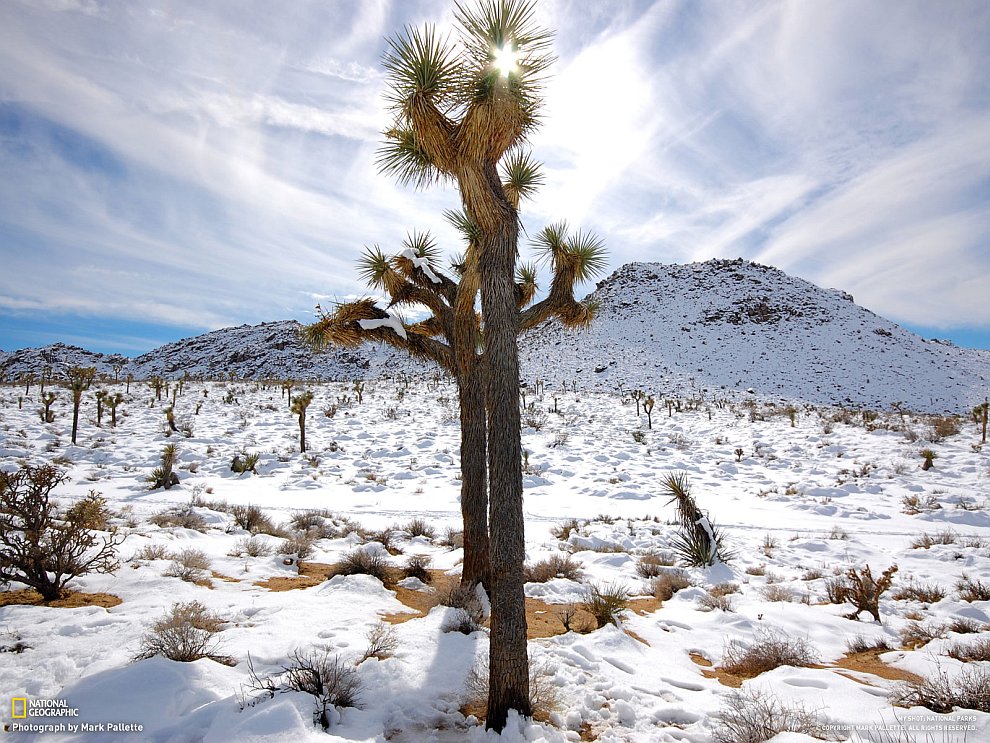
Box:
left=290, top=390, right=314, bottom=453
left=66, top=366, right=96, bottom=445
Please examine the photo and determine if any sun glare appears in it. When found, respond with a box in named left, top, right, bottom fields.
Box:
left=493, top=45, right=519, bottom=77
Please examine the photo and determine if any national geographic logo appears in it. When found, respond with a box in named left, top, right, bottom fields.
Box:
left=4, top=696, right=143, bottom=734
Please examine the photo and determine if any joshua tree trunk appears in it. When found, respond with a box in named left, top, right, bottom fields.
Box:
left=71, top=395, right=82, bottom=446
left=462, top=164, right=531, bottom=728
left=298, top=411, right=307, bottom=453
left=458, top=364, right=490, bottom=589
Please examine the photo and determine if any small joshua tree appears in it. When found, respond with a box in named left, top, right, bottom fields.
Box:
left=0, top=465, right=123, bottom=601
left=920, top=448, right=938, bottom=471
left=974, top=400, right=988, bottom=445
left=67, top=366, right=96, bottom=445
left=39, top=392, right=57, bottom=423
left=662, top=472, right=731, bottom=567
left=148, top=376, right=165, bottom=401
left=830, top=564, right=898, bottom=622
left=644, top=395, right=655, bottom=430
left=94, top=389, right=107, bottom=427
left=107, top=392, right=124, bottom=428
left=291, top=390, right=314, bottom=453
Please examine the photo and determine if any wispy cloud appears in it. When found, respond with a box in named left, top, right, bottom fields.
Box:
left=1, top=0, right=988, bottom=354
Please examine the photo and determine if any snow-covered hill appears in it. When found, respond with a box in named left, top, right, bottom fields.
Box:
left=520, top=259, right=990, bottom=412
left=2, top=260, right=987, bottom=412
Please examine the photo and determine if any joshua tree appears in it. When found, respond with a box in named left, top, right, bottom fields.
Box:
left=22, top=372, right=34, bottom=396
left=974, top=399, right=988, bottom=445
left=125, top=372, right=133, bottom=394
left=281, top=379, right=295, bottom=406
left=147, top=443, right=180, bottom=490
left=148, top=376, right=165, bottom=401
left=39, top=392, right=56, bottom=423
left=94, top=390, right=107, bottom=427
left=67, top=366, right=96, bottom=445
left=291, top=390, right=314, bottom=453
left=644, top=395, right=655, bottom=430
left=40, top=365, right=51, bottom=394
left=107, top=392, right=124, bottom=428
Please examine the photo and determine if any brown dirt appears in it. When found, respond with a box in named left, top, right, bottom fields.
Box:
left=254, top=561, right=333, bottom=592
left=690, top=648, right=922, bottom=688
left=211, top=571, right=240, bottom=583
left=832, top=649, right=923, bottom=685
left=0, top=589, right=122, bottom=608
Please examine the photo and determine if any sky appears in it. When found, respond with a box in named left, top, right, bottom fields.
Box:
left=1, top=0, right=989, bottom=356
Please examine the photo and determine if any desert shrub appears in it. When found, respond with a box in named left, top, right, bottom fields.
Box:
left=149, top=507, right=207, bottom=532
left=135, top=600, right=233, bottom=665
left=946, top=617, right=986, bottom=634
left=280, top=534, right=315, bottom=561
left=745, top=564, right=767, bottom=577
left=402, top=554, right=432, bottom=583
left=636, top=549, right=676, bottom=578
left=930, top=416, right=961, bottom=442
left=709, top=582, right=740, bottom=597
left=359, top=622, right=398, bottom=663
left=900, top=621, right=947, bottom=649
left=827, top=564, right=898, bottom=622
left=229, top=536, right=275, bottom=558
left=65, top=490, right=113, bottom=530
left=846, top=635, right=892, bottom=654
left=802, top=568, right=825, bottom=581
left=893, top=579, right=947, bottom=604
left=911, top=529, right=957, bottom=549
left=713, top=687, right=827, bottom=743
left=892, top=666, right=990, bottom=713
left=289, top=510, right=338, bottom=539
left=404, top=517, right=436, bottom=539
left=946, top=638, right=990, bottom=662
left=164, top=548, right=212, bottom=583
left=465, top=656, right=559, bottom=723
left=365, top=528, right=403, bottom=555
left=230, top=504, right=279, bottom=536
left=0, top=464, right=123, bottom=601
left=282, top=647, right=363, bottom=729
left=697, top=591, right=735, bottom=612
left=437, top=582, right=486, bottom=630
left=582, top=582, right=630, bottom=629
left=441, top=608, right=484, bottom=635
left=651, top=570, right=692, bottom=601
left=131, top=544, right=173, bottom=561
left=901, top=493, right=941, bottom=515
left=335, top=550, right=391, bottom=584
left=760, top=584, right=795, bottom=602
left=523, top=554, right=584, bottom=583
left=436, top=527, right=463, bottom=550
left=721, top=628, right=819, bottom=678
left=550, top=518, right=581, bottom=541
left=956, top=573, right=990, bottom=602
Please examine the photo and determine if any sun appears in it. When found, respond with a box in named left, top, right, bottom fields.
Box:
left=492, top=45, right=519, bottom=77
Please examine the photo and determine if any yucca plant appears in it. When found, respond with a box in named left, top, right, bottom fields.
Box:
left=147, top=443, right=180, bottom=490
left=662, top=472, right=731, bottom=567
left=974, top=399, right=988, bottom=444
left=39, top=391, right=56, bottom=423
left=920, top=448, right=938, bottom=471
left=106, top=392, right=124, bottom=428
left=66, top=366, right=96, bottom=445
left=94, top=389, right=107, bottom=427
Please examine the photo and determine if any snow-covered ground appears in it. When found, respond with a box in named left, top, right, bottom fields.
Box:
left=2, top=379, right=989, bottom=742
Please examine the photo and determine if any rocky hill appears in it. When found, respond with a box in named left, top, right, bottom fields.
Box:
left=2, top=260, right=987, bottom=412
left=519, top=259, right=989, bottom=411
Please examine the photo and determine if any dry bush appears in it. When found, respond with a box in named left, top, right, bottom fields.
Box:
left=651, top=570, right=692, bottom=601
left=582, top=582, right=630, bottom=628
left=827, top=564, right=898, bottom=621
left=893, top=579, right=947, bottom=604
left=281, top=646, right=363, bottom=729
left=164, top=548, right=212, bottom=583
left=709, top=582, right=740, bottom=597
left=229, top=536, right=275, bottom=558
left=365, top=528, right=403, bottom=555
left=436, top=527, right=464, bottom=550
left=135, top=601, right=233, bottom=665
left=721, top=628, right=819, bottom=678
left=335, top=550, right=391, bottom=585
left=911, top=530, right=957, bottom=549
left=697, top=591, right=734, bottom=612
left=901, top=493, right=941, bottom=515
left=523, top=554, right=584, bottom=583
left=713, top=687, right=828, bottom=743
left=150, top=507, right=207, bottom=532
left=465, top=656, right=560, bottom=723
left=131, top=544, right=173, bottom=561
left=230, top=504, right=280, bottom=536
left=892, top=665, right=990, bottom=713
left=945, top=617, right=986, bottom=634
left=745, top=564, right=767, bottom=577
left=279, top=533, right=315, bottom=561
left=946, top=637, right=990, bottom=662
left=402, top=554, right=432, bottom=583
left=1, top=465, right=123, bottom=601
left=550, top=518, right=581, bottom=541
left=956, top=573, right=990, bottom=602
left=900, top=621, right=947, bottom=649
left=930, top=416, right=961, bottom=442
left=846, top=635, right=892, bottom=654
left=404, top=517, right=436, bottom=539
left=760, top=584, right=795, bottom=602
left=636, top=549, right=676, bottom=578
left=802, top=568, right=825, bottom=581
left=288, top=510, right=338, bottom=539
left=65, top=490, right=113, bottom=530
left=360, top=622, right=398, bottom=663
left=441, top=608, right=484, bottom=635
